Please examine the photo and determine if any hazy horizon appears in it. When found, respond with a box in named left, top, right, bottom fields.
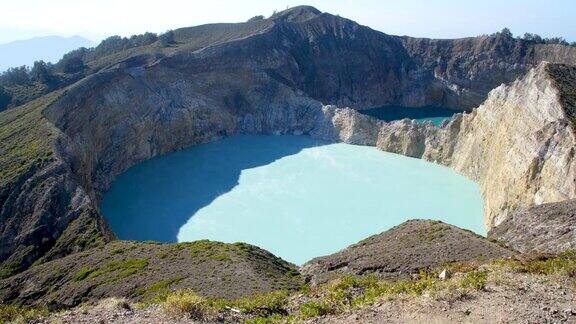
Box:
left=0, top=35, right=94, bottom=71
left=0, top=0, right=574, bottom=45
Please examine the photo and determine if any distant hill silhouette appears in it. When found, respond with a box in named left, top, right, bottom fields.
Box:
left=0, top=35, right=94, bottom=71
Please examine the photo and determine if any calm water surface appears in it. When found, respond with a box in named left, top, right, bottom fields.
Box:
left=102, top=135, right=484, bottom=265
left=359, top=105, right=459, bottom=126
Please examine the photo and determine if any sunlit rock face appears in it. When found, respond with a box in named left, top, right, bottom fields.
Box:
left=444, top=63, right=576, bottom=228
left=321, top=63, right=576, bottom=230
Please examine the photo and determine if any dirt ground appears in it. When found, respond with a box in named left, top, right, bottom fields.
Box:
left=42, top=270, right=576, bottom=324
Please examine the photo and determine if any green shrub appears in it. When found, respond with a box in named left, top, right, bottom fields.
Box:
left=110, top=247, right=125, bottom=255
left=0, top=304, right=48, bottom=323
left=387, top=270, right=437, bottom=295
left=162, top=290, right=208, bottom=320
left=210, top=253, right=231, bottom=262
left=188, top=240, right=230, bottom=261
left=299, top=301, right=331, bottom=318
left=0, top=263, right=19, bottom=279
left=236, top=290, right=289, bottom=316
left=244, top=314, right=293, bottom=324
left=82, top=258, right=149, bottom=281
left=135, top=277, right=183, bottom=299
left=459, top=270, right=488, bottom=290
left=157, top=252, right=169, bottom=259
left=498, top=251, right=576, bottom=275
left=73, top=266, right=94, bottom=281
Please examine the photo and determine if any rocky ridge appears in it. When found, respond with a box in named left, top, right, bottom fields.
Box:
left=300, top=220, right=513, bottom=284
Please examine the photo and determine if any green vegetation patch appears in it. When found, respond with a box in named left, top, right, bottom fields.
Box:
left=74, top=258, right=149, bottom=282
left=162, top=290, right=209, bottom=320
left=234, top=290, right=290, bottom=317
left=495, top=251, right=576, bottom=276
left=299, top=301, right=331, bottom=319
left=135, top=277, right=184, bottom=300
left=459, top=270, right=488, bottom=290
left=159, top=289, right=291, bottom=321
left=111, top=247, right=125, bottom=255
left=0, top=92, right=60, bottom=186
left=74, top=266, right=94, bottom=281
left=0, top=304, right=48, bottom=323
left=0, top=262, right=19, bottom=280
left=187, top=240, right=233, bottom=262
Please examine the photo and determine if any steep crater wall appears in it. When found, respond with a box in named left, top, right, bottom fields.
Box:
left=44, top=64, right=325, bottom=201
left=321, top=63, right=576, bottom=229
left=46, top=61, right=576, bottom=237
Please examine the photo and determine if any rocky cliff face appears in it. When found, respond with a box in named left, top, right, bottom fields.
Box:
left=0, top=95, right=113, bottom=278
left=320, top=63, right=576, bottom=230
left=1, top=6, right=575, bottom=273
left=401, top=36, right=576, bottom=109
left=443, top=63, right=576, bottom=227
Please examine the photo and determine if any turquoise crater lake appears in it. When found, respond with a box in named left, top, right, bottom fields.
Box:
left=102, top=135, right=484, bottom=265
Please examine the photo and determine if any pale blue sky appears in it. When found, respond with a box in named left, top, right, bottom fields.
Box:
left=0, top=0, right=574, bottom=44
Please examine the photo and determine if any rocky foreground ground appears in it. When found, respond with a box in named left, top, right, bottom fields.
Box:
left=9, top=252, right=574, bottom=323
left=1, top=220, right=574, bottom=323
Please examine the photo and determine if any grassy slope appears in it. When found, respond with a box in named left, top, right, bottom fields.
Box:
left=0, top=92, right=65, bottom=279
left=0, top=240, right=303, bottom=309
left=85, top=20, right=273, bottom=73
left=0, top=91, right=60, bottom=187
left=109, top=251, right=576, bottom=322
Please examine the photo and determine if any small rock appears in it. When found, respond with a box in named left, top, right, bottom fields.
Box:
left=439, top=269, right=450, bottom=280
left=464, top=309, right=471, bottom=316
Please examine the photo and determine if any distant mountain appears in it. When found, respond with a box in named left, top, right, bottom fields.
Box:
left=0, top=35, right=94, bottom=71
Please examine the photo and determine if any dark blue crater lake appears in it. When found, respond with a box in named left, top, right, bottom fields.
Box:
left=359, top=105, right=460, bottom=126
left=101, top=135, right=484, bottom=264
